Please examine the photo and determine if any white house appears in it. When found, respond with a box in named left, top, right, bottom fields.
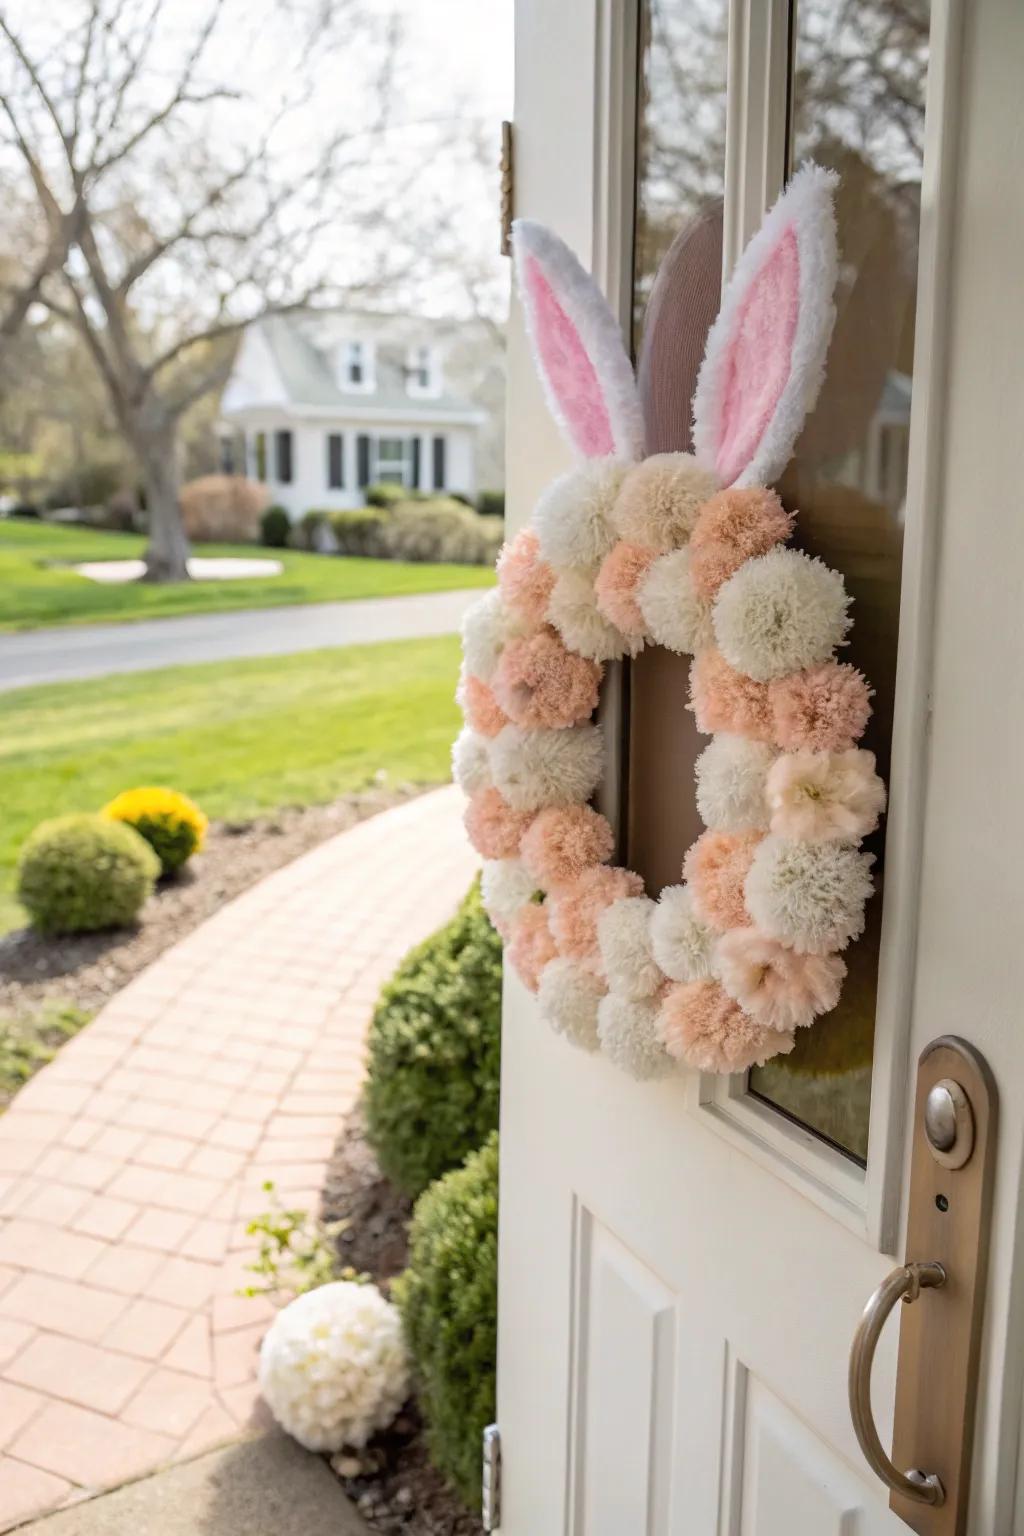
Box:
left=218, top=310, right=501, bottom=518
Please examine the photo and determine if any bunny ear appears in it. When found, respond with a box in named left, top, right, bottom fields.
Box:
left=691, top=163, right=839, bottom=488
left=512, top=219, right=644, bottom=462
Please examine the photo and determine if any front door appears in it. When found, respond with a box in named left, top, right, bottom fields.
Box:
left=498, top=1, right=1024, bottom=1531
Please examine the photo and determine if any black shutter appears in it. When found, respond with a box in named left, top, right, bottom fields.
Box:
left=432, top=434, right=446, bottom=490
left=410, top=437, right=421, bottom=490
left=327, top=433, right=344, bottom=490
left=275, top=429, right=293, bottom=484
left=357, top=434, right=371, bottom=489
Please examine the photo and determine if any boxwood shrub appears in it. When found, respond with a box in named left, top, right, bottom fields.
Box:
left=17, top=814, right=159, bottom=935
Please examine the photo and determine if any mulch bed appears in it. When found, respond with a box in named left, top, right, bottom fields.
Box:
left=320, top=1106, right=484, bottom=1536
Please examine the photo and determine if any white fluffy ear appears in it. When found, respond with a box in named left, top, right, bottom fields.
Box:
left=512, top=219, right=644, bottom=462
left=691, top=164, right=839, bottom=488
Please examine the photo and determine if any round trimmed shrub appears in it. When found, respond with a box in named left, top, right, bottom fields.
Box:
left=394, top=1133, right=498, bottom=1505
left=260, top=504, right=291, bottom=548
left=102, top=786, right=207, bottom=874
left=364, top=880, right=501, bottom=1197
left=17, top=814, right=159, bottom=935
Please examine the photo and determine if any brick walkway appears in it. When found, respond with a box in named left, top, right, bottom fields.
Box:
left=0, top=787, right=476, bottom=1531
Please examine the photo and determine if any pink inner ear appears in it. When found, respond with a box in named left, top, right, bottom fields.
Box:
left=716, top=227, right=799, bottom=485
left=524, top=254, right=615, bottom=458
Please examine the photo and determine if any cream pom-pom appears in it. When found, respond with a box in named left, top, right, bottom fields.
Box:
left=611, top=452, right=719, bottom=552
left=451, top=727, right=492, bottom=796
left=533, top=459, right=625, bottom=571
left=717, top=928, right=846, bottom=1032
left=547, top=567, right=636, bottom=661
left=481, top=858, right=537, bottom=928
left=635, top=548, right=714, bottom=655
left=258, top=1280, right=409, bottom=1452
left=490, top=722, right=604, bottom=812
left=649, top=884, right=717, bottom=982
left=597, top=993, right=676, bottom=1080
left=460, top=589, right=519, bottom=683
left=745, top=836, right=875, bottom=954
left=694, top=733, right=775, bottom=833
left=537, top=957, right=603, bottom=1051
left=765, top=748, right=886, bottom=843
left=596, top=896, right=663, bottom=1000
left=712, top=548, right=851, bottom=682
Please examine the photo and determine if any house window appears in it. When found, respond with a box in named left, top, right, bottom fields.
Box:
left=374, top=436, right=411, bottom=486
left=219, top=437, right=235, bottom=475
left=432, top=435, right=446, bottom=491
left=327, top=433, right=344, bottom=490
left=407, top=345, right=439, bottom=396
left=274, top=429, right=293, bottom=484
left=254, top=431, right=267, bottom=482
left=344, top=341, right=372, bottom=388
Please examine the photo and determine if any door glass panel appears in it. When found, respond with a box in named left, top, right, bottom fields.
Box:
left=748, top=0, right=931, bottom=1163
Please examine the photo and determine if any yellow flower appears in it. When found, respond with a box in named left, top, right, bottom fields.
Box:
left=102, top=786, right=207, bottom=874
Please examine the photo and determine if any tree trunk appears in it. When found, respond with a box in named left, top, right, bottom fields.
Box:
left=136, top=416, right=190, bottom=582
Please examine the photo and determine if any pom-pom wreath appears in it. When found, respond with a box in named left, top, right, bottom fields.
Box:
left=451, top=727, right=492, bottom=796
left=463, top=787, right=533, bottom=860
left=549, top=865, right=644, bottom=972
left=458, top=673, right=509, bottom=739
left=636, top=547, right=714, bottom=655
left=597, top=993, right=676, bottom=1080
left=649, top=885, right=717, bottom=982
left=694, top=733, right=775, bottom=833
left=537, top=957, right=603, bottom=1051
left=548, top=567, right=636, bottom=661
left=689, top=648, right=774, bottom=741
left=594, top=542, right=656, bottom=637
left=712, top=548, right=851, bottom=683
left=659, top=980, right=794, bottom=1073
left=497, top=528, right=556, bottom=625
left=765, top=748, right=886, bottom=843
left=769, top=661, right=873, bottom=753
left=480, top=858, right=537, bottom=929
left=689, top=487, right=794, bottom=598
left=745, top=836, right=875, bottom=954
left=460, top=589, right=518, bottom=683
left=683, top=830, right=761, bottom=931
left=533, top=459, right=624, bottom=570
left=717, top=929, right=846, bottom=1032
left=507, top=902, right=558, bottom=992
left=612, top=452, right=719, bottom=552
left=596, top=896, right=662, bottom=999
left=258, top=1281, right=409, bottom=1453
left=493, top=629, right=601, bottom=730
left=490, top=723, right=603, bottom=813
left=520, top=803, right=614, bottom=890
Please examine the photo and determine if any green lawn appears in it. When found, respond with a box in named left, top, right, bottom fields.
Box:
left=0, top=519, right=494, bottom=631
left=0, top=634, right=462, bottom=934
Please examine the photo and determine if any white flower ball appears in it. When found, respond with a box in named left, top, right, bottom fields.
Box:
left=547, top=567, right=635, bottom=661
left=745, top=836, right=875, bottom=954
left=596, top=896, right=663, bottom=999
left=451, top=727, right=492, bottom=796
left=711, top=548, right=851, bottom=682
left=694, top=733, right=775, bottom=832
left=460, top=589, right=519, bottom=683
left=489, top=722, right=604, bottom=812
left=635, top=548, right=714, bottom=655
left=649, top=885, right=717, bottom=982
left=481, top=858, right=536, bottom=928
left=538, top=957, right=603, bottom=1051
left=597, top=994, right=677, bottom=1080
left=258, top=1281, right=409, bottom=1453
left=532, top=459, right=625, bottom=571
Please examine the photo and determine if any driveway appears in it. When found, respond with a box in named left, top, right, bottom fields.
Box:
left=0, top=589, right=481, bottom=692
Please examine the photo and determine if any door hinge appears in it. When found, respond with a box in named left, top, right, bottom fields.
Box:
left=499, top=121, right=514, bottom=257
left=482, top=1422, right=501, bottom=1531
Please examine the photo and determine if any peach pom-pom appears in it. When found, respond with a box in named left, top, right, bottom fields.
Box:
left=520, top=804, right=615, bottom=891
left=507, top=902, right=558, bottom=992
left=594, top=543, right=657, bottom=638
left=492, top=629, right=601, bottom=730
left=716, top=929, right=846, bottom=1032
left=689, top=488, right=794, bottom=598
left=683, top=829, right=761, bottom=931
left=765, top=748, right=886, bottom=843
left=497, top=528, right=556, bottom=626
left=689, top=648, right=773, bottom=742
left=769, top=661, right=873, bottom=753
left=459, top=673, right=509, bottom=739
left=463, top=787, right=533, bottom=860
left=658, top=979, right=794, bottom=1072
left=549, top=865, right=644, bottom=973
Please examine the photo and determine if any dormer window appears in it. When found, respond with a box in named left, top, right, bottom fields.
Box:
left=342, top=340, right=374, bottom=391
left=407, top=344, right=440, bottom=398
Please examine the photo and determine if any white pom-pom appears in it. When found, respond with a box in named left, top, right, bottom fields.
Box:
left=533, top=459, right=625, bottom=571
left=649, top=885, right=717, bottom=982
left=481, top=858, right=536, bottom=927
left=694, top=733, right=775, bottom=832
left=611, top=452, right=719, bottom=551
left=460, top=589, right=519, bottom=682
left=597, top=994, right=676, bottom=1080
left=547, top=567, right=635, bottom=661
left=744, top=836, right=874, bottom=954
left=596, top=896, right=663, bottom=999
left=490, top=722, right=604, bottom=812
left=258, top=1281, right=409, bottom=1453
left=635, top=548, right=714, bottom=655
left=538, top=957, right=603, bottom=1051
left=712, top=548, right=850, bottom=682
left=451, top=727, right=493, bottom=796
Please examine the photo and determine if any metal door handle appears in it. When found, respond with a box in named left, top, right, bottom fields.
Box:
left=848, top=1261, right=946, bottom=1507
